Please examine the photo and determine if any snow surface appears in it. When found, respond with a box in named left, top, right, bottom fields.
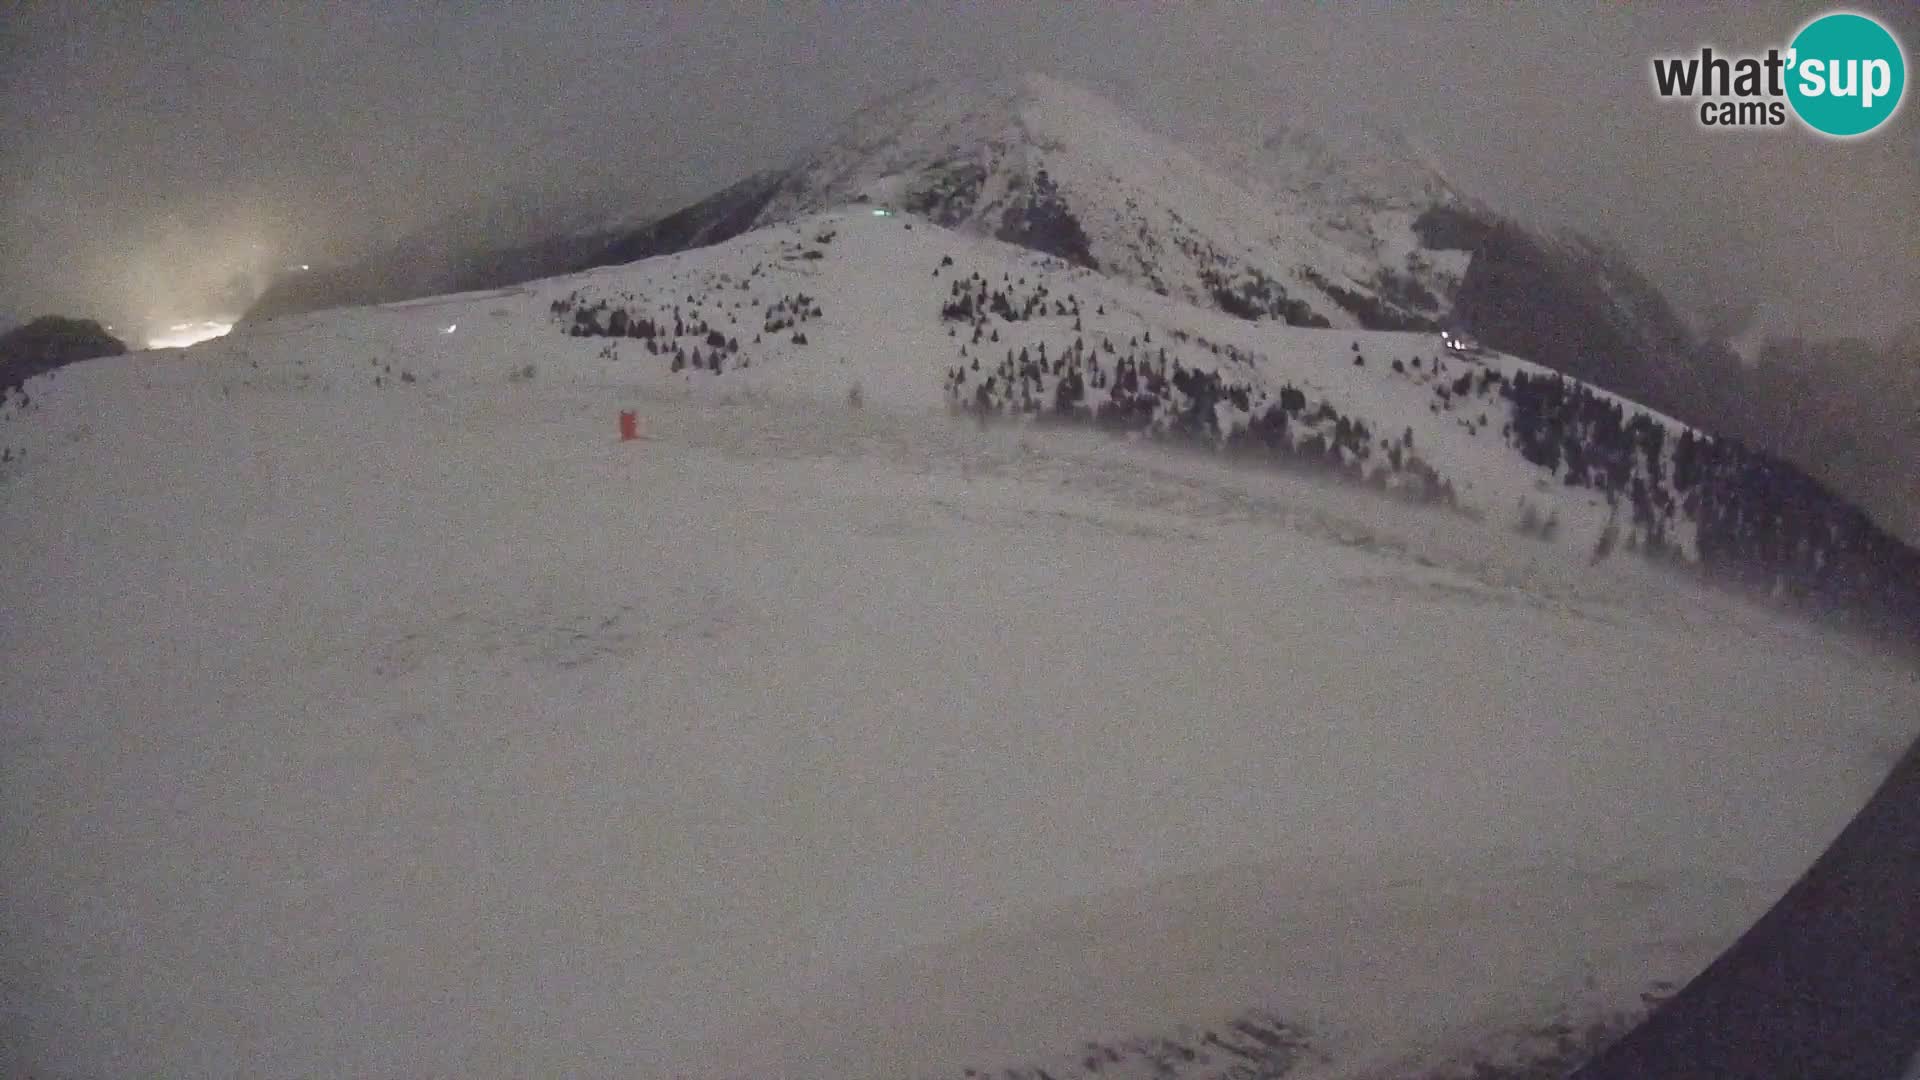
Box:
left=3, top=209, right=1917, bottom=1079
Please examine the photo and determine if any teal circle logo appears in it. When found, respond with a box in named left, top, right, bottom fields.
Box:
left=1786, top=12, right=1906, bottom=137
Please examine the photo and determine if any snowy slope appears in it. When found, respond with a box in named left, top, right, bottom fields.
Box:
left=5, top=209, right=1918, bottom=1079
left=524, top=208, right=1702, bottom=563
left=171, top=204, right=1920, bottom=624
left=69, top=209, right=1742, bottom=569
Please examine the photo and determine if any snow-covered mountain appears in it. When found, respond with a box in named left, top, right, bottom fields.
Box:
left=664, top=72, right=1895, bottom=547
left=7, top=201, right=1920, bottom=1079
left=115, top=202, right=1920, bottom=630
left=662, top=74, right=1469, bottom=332
left=238, top=75, right=1770, bottom=511
left=537, top=209, right=1920, bottom=626
left=191, top=209, right=1648, bottom=558
left=245, top=74, right=1471, bottom=334
left=541, top=209, right=1659, bottom=546
left=238, top=74, right=1762, bottom=487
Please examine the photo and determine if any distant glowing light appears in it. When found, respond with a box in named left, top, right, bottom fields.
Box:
left=443, top=323, right=458, bottom=334
left=146, top=320, right=233, bottom=349
left=872, top=208, right=891, bottom=217
left=300, top=264, right=310, bottom=271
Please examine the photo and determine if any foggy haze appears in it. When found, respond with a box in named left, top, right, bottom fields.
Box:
left=3, top=2, right=1915, bottom=345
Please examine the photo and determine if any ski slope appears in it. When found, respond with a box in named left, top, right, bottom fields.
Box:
left=3, top=211, right=1917, bottom=1078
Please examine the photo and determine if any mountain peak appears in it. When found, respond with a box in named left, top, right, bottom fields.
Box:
left=249, top=73, right=1473, bottom=335
left=739, top=74, right=1468, bottom=330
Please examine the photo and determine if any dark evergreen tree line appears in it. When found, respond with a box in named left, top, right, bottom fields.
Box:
left=1503, top=369, right=1920, bottom=630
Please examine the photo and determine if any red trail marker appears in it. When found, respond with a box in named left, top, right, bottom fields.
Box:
left=618, top=410, right=639, bottom=441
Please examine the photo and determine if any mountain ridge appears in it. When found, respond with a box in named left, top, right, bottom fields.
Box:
left=245, top=74, right=1470, bottom=335
left=233, top=73, right=1916, bottom=551
left=133, top=204, right=1920, bottom=639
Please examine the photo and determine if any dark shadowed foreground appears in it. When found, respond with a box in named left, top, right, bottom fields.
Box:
left=1576, top=733, right=1920, bottom=1080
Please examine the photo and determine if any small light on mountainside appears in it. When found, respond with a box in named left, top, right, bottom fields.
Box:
left=145, top=319, right=233, bottom=349
left=872, top=208, right=890, bottom=217
left=443, top=323, right=457, bottom=334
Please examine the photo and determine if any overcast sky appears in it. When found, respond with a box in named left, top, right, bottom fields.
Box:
left=3, top=2, right=1915, bottom=343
